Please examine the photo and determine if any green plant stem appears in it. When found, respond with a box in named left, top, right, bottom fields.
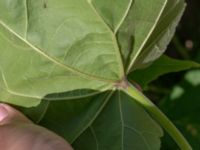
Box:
left=123, top=82, right=192, bottom=150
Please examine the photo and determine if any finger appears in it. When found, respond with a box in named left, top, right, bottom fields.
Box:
left=0, top=104, right=74, bottom=150
left=0, top=103, right=32, bottom=125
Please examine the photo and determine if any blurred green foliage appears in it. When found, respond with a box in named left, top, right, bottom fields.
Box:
left=160, top=70, right=200, bottom=149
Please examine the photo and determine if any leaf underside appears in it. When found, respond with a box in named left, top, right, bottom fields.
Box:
left=0, top=0, right=124, bottom=106
left=0, top=0, right=187, bottom=150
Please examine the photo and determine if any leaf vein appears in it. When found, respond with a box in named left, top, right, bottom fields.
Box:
left=124, top=125, right=151, bottom=150
left=0, top=20, right=115, bottom=83
left=86, top=1, right=125, bottom=78
left=118, top=91, right=125, bottom=150
left=114, top=0, right=133, bottom=34
left=127, top=0, right=168, bottom=73
left=71, top=91, right=114, bottom=143
left=90, top=126, right=99, bottom=150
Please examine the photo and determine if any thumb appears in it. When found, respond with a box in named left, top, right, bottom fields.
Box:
left=0, top=103, right=73, bottom=150
left=0, top=103, right=32, bottom=125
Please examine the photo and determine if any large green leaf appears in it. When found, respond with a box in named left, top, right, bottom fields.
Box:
left=0, top=0, right=124, bottom=107
left=0, top=0, right=190, bottom=150
left=129, top=55, right=200, bottom=88
left=73, top=91, right=163, bottom=150
left=39, top=91, right=113, bottom=143
left=22, top=91, right=163, bottom=150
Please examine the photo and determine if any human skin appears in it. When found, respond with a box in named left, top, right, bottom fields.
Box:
left=0, top=104, right=73, bottom=150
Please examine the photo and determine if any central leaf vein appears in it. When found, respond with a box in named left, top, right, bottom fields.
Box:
left=118, top=91, right=125, bottom=150
left=86, top=1, right=125, bottom=78
left=126, top=0, right=168, bottom=73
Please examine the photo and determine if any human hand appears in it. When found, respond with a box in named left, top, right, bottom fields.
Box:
left=0, top=104, right=73, bottom=150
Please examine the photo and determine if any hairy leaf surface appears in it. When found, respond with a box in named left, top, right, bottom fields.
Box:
left=0, top=0, right=124, bottom=106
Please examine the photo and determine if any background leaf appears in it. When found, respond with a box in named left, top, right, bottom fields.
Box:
left=21, top=91, right=163, bottom=150
left=39, top=91, right=113, bottom=143
left=69, top=91, right=163, bottom=150
left=129, top=55, right=200, bottom=88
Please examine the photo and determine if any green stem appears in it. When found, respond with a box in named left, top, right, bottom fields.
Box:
left=123, top=82, right=192, bottom=150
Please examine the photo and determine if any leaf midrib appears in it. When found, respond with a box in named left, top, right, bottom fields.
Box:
left=135, top=1, right=186, bottom=64
left=126, top=0, right=168, bottom=73
left=87, top=0, right=125, bottom=78
left=118, top=91, right=152, bottom=150
left=118, top=91, right=125, bottom=150
left=114, top=0, right=133, bottom=34
left=1, top=67, right=108, bottom=100
left=71, top=91, right=114, bottom=143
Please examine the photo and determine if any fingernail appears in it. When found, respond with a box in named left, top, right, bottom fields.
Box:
left=0, top=104, right=8, bottom=122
